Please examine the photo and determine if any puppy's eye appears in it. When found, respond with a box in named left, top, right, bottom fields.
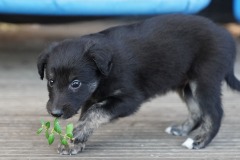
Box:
left=49, top=79, right=54, bottom=87
left=70, top=80, right=81, bottom=89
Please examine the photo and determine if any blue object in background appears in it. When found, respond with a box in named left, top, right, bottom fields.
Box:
left=234, top=0, right=240, bottom=22
left=0, top=0, right=211, bottom=16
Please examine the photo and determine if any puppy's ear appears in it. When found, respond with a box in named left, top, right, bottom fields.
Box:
left=37, top=42, right=58, bottom=80
left=89, top=50, right=113, bottom=76
left=37, top=52, right=49, bottom=80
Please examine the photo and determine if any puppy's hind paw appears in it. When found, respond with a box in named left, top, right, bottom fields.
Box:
left=57, top=142, right=85, bottom=155
left=182, top=136, right=207, bottom=149
left=165, top=126, right=188, bottom=136
left=165, top=127, right=172, bottom=134
left=182, top=138, right=194, bottom=149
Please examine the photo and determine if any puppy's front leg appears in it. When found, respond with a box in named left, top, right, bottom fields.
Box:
left=58, top=101, right=110, bottom=155
left=58, top=96, right=140, bottom=155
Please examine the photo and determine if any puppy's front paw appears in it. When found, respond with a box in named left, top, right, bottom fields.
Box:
left=57, top=123, right=89, bottom=155
left=57, top=142, right=85, bottom=155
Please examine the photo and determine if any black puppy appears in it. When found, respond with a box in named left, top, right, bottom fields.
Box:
left=37, top=14, right=240, bottom=154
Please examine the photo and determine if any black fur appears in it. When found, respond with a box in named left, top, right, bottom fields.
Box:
left=37, top=14, right=240, bottom=152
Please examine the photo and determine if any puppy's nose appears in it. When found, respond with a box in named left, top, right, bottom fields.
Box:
left=51, top=109, right=63, bottom=118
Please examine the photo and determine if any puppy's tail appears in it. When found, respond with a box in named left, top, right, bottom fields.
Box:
left=225, top=71, right=240, bottom=91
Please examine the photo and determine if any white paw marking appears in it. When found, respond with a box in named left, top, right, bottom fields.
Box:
left=71, top=149, right=78, bottom=155
left=61, top=150, right=69, bottom=155
left=165, top=127, right=172, bottom=134
left=182, top=138, right=194, bottom=149
left=172, top=130, right=181, bottom=136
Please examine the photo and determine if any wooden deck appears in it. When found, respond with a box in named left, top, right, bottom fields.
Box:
left=0, top=20, right=240, bottom=160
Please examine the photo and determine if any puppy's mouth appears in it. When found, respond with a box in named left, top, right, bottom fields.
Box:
left=46, top=101, right=82, bottom=119
left=47, top=107, right=80, bottom=120
left=61, top=111, right=79, bottom=119
left=59, top=106, right=82, bottom=120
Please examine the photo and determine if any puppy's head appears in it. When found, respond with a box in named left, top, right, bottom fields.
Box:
left=37, top=38, right=112, bottom=119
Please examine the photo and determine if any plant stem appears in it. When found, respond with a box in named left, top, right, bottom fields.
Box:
left=42, top=125, right=74, bottom=141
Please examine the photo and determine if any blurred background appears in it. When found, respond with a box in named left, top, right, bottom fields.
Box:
left=0, top=0, right=240, bottom=159
left=0, top=0, right=239, bottom=50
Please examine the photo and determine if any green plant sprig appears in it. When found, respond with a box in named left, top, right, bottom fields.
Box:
left=37, top=118, right=74, bottom=146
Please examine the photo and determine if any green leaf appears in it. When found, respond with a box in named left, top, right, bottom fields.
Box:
left=48, top=133, right=55, bottom=145
left=54, top=118, right=59, bottom=126
left=36, top=127, right=43, bottom=134
left=54, top=118, right=61, bottom=134
left=66, top=133, right=73, bottom=139
left=40, top=119, right=45, bottom=126
left=45, top=130, right=49, bottom=139
left=66, top=123, right=73, bottom=135
left=61, top=138, right=68, bottom=146
left=45, top=122, right=50, bottom=129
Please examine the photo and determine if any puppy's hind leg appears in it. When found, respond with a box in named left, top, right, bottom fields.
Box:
left=165, top=83, right=202, bottom=136
left=182, top=81, right=223, bottom=149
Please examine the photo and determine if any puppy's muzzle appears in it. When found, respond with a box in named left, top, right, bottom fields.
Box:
left=50, top=109, right=63, bottom=118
